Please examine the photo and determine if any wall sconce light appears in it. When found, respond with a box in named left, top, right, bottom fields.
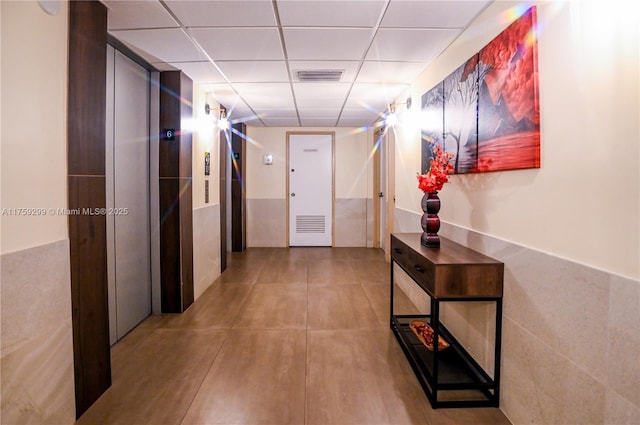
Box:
left=205, top=103, right=230, bottom=130
left=385, top=97, right=412, bottom=127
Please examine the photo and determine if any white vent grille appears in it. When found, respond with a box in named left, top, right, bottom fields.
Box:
left=296, top=215, right=325, bottom=233
left=295, top=70, right=343, bottom=82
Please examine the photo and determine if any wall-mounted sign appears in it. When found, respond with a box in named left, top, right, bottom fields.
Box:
left=204, top=152, right=210, bottom=176
left=162, top=128, right=175, bottom=141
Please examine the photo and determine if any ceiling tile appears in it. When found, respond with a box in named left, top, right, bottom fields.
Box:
left=164, top=0, right=276, bottom=27
left=357, top=61, right=426, bottom=84
left=111, top=28, right=206, bottom=63
left=255, top=109, right=298, bottom=119
left=366, top=28, right=459, bottom=62
left=261, top=118, right=301, bottom=127
left=283, top=28, right=372, bottom=61
left=104, top=0, right=179, bottom=30
left=216, top=61, right=289, bottom=83
left=337, top=118, right=378, bottom=128
left=380, top=1, right=491, bottom=29
left=340, top=108, right=383, bottom=120
left=292, top=83, right=351, bottom=99
left=190, top=28, right=284, bottom=61
left=288, top=61, right=360, bottom=83
left=201, top=83, right=245, bottom=110
left=169, top=61, right=226, bottom=83
left=298, top=109, right=340, bottom=120
left=230, top=110, right=262, bottom=124
left=346, top=83, right=410, bottom=110
left=233, top=83, right=295, bottom=109
left=277, top=1, right=385, bottom=27
left=295, top=97, right=346, bottom=109
left=300, top=118, right=339, bottom=127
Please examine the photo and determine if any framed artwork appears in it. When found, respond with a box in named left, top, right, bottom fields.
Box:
left=477, top=6, right=540, bottom=171
left=443, top=56, right=479, bottom=174
left=420, top=82, right=444, bottom=175
left=420, top=6, right=540, bottom=174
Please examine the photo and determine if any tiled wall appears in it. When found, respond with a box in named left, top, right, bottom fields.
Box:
left=247, top=199, right=287, bottom=247
left=0, top=240, right=75, bottom=424
left=394, top=208, right=640, bottom=424
left=193, top=204, right=221, bottom=300
left=247, top=197, right=373, bottom=247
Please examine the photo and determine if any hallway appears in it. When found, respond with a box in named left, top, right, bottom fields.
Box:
left=75, top=248, right=511, bottom=425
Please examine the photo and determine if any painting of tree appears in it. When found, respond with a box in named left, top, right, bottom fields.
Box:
left=443, top=55, right=479, bottom=174
left=477, top=6, right=540, bottom=171
left=420, top=82, right=444, bottom=175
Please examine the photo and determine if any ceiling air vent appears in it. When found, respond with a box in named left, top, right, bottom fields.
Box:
left=295, top=70, right=343, bottom=82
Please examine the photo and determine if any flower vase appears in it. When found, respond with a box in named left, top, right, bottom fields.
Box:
left=420, top=192, right=440, bottom=248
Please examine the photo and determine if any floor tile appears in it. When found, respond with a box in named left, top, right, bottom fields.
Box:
left=181, top=329, right=306, bottom=425
left=255, top=260, right=308, bottom=284
left=155, top=282, right=253, bottom=329
left=308, top=284, right=380, bottom=330
left=232, top=284, right=307, bottom=329
left=77, top=247, right=511, bottom=425
left=351, top=259, right=390, bottom=284
left=307, top=259, right=359, bottom=284
left=76, top=329, right=227, bottom=425
left=305, top=329, right=431, bottom=425
left=216, top=263, right=265, bottom=284
left=361, top=282, right=423, bottom=327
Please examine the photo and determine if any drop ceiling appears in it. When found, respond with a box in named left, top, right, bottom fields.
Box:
left=103, top=0, right=492, bottom=127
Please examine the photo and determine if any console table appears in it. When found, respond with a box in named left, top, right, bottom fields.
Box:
left=390, top=233, right=504, bottom=408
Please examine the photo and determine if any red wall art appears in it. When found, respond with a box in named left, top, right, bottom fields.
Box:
left=421, top=6, right=540, bottom=174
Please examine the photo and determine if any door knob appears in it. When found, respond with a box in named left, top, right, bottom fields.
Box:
left=291, top=193, right=295, bottom=197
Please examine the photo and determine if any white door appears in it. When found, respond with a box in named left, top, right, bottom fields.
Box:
left=106, top=47, right=151, bottom=344
left=289, top=134, right=333, bottom=246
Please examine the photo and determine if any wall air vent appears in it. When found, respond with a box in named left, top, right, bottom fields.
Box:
left=295, top=70, right=343, bottom=82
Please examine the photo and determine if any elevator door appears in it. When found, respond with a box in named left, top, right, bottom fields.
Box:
left=106, top=46, right=151, bottom=344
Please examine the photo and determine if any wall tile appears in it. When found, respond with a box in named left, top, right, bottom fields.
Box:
left=605, top=389, right=640, bottom=424
left=1, top=239, right=75, bottom=425
left=334, top=198, right=367, bottom=247
left=393, top=210, right=640, bottom=424
left=501, top=316, right=606, bottom=425
left=607, top=274, right=640, bottom=409
left=193, top=204, right=221, bottom=300
left=1, top=239, right=71, bottom=355
left=247, top=198, right=287, bottom=247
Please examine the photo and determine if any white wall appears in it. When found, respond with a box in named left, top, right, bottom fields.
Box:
left=245, top=126, right=374, bottom=247
left=393, top=0, right=639, bottom=281
left=191, top=85, right=221, bottom=299
left=1, top=0, right=69, bottom=254
left=1, top=2, right=75, bottom=424
left=392, top=1, right=640, bottom=424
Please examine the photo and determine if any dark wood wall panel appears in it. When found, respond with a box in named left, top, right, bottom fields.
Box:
left=159, top=178, right=182, bottom=313
left=68, top=1, right=107, bottom=176
left=219, top=127, right=228, bottom=272
left=179, top=178, right=194, bottom=309
left=67, top=1, right=110, bottom=418
left=159, top=72, right=182, bottom=178
left=68, top=176, right=110, bottom=415
left=159, top=71, right=193, bottom=313
left=231, top=122, right=246, bottom=252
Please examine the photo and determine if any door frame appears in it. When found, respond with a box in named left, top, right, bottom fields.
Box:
left=286, top=131, right=335, bottom=247
left=373, top=128, right=382, bottom=249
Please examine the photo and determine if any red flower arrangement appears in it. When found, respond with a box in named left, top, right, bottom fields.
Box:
left=416, top=143, right=454, bottom=193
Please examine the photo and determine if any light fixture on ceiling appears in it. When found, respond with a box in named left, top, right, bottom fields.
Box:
left=205, top=103, right=229, bottom=130
left=385, top=97, right=412, bottom=127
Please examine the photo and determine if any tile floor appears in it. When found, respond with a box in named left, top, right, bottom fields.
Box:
left=76, top=247, right=511, bottom=425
